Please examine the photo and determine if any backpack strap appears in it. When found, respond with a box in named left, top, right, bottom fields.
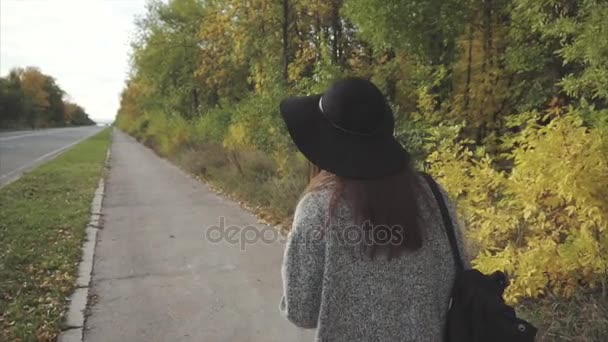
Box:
left=421, top=173, right=465, bottom=273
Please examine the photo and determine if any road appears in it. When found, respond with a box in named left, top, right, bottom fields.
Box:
left=85, top=130, right=313, bottom=341
left=0, top=126, right=104, bottom=186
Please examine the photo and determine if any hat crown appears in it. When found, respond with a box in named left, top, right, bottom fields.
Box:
left=321, top=78, right=393, bottom=135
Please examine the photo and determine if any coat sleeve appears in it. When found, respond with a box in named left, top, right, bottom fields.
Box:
left=279, top=191, right=326, bottom=329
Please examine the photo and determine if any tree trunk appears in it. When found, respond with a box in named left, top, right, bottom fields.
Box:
left=477, top=0, right=493, bottom=141
left=386, top=49, right=397, bottom=102
left=192, top=87, right=200, bottom=115
left=230, top=151, right=244, bottom=176
left=315, top=14, right=322, bottom=62
left=464, top=23, right=474, bottom=111
left=331, top=0, right=342, bottom=65
left=282, top=0, right=290, bottom=83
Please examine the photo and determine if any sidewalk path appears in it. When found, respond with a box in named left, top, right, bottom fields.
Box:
left=85, top=130, right=313, bottom=342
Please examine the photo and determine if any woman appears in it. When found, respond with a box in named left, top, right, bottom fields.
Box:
left=278, top=77, right=469, bottom=341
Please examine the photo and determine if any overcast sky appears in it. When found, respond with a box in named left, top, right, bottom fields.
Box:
left=1, top=0, right=148, bottom=123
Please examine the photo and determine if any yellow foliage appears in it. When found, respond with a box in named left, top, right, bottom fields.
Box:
left=19, top=67, right=50, bottom=110
left=139, top=112, right=192, bottom=156
left=223, top=122, right=251, bottom=151
left=288, top=45, right=318, bottom=82
left=428, top=109, right=608, bottom=303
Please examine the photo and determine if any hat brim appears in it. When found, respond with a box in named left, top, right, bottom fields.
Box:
left=279, top=94, right=409, bottom=180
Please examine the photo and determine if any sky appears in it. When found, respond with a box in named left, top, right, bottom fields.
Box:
left=1, top=0, right=148, bottom=123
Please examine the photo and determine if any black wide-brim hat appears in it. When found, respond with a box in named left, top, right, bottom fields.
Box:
left=279, top=77, right=409, bottom=179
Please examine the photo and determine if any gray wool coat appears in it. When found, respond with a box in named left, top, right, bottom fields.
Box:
left=280, top=175, right=469, bottom=341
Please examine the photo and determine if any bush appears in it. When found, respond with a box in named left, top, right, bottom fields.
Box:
left=142, top=111, right=191, bottom=156
left=222, top=88, right=290, bottom=155
left=173, top=139, right=308, bottom=226
left=189, top=103, right=233, bottom=146
left=427, top=108, right=608, bottom=303
left=176, top=143, right=230, bottom=177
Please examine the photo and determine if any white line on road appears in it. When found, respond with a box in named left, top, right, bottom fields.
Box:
left=0, top=127, right=102, bottom=142
left=0, top=130, right=59, bottom=142
left=0, top=131, right=98, bottom=185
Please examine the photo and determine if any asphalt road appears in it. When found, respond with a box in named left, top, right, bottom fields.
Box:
left=85, top=130, right=314, bottom=342
left=0, top=126, right=104, bottom=186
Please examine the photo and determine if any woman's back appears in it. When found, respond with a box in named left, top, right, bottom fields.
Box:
left=278, top=78, right=468, bottom=341
left=280, top=174, right=467, bottom=341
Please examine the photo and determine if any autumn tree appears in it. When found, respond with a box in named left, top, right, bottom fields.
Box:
left=0, top=67, right=94, bottom=128
left=115, top=4, right=608, bottom=335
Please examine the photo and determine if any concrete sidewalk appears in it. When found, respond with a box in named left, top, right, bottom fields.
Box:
left=84, top=130, right=313, bottom=342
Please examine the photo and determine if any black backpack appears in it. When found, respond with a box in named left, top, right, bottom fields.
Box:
left=423, top=174, right=538, bottom=342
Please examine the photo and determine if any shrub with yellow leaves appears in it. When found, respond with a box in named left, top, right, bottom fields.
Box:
left=427, top=107, right=608, bottom=303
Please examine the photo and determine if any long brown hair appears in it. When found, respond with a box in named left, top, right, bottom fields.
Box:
left=305, top=164, right=424, bottom=259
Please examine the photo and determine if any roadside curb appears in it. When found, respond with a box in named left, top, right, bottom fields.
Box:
left=57, top=131, right=112, bottom=342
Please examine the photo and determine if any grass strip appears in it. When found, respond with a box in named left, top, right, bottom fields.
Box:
left=0, top=128, right=111, bottom=342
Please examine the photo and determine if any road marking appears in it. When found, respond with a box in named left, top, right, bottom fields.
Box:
left=0, top=127, right=85, bottom=141
left=0, top=130, right=60, bottom=142
left=0, top=130, right=99, bottom=185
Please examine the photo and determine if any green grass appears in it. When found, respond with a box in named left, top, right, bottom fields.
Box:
left=0, top=128, right=111, bottom=342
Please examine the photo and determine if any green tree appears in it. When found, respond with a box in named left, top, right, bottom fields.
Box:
left=0, top=71, right=24, bottom=127
left=132, top=0, right=206, bottom=117
left=1, top=67, right=94, bottom=128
